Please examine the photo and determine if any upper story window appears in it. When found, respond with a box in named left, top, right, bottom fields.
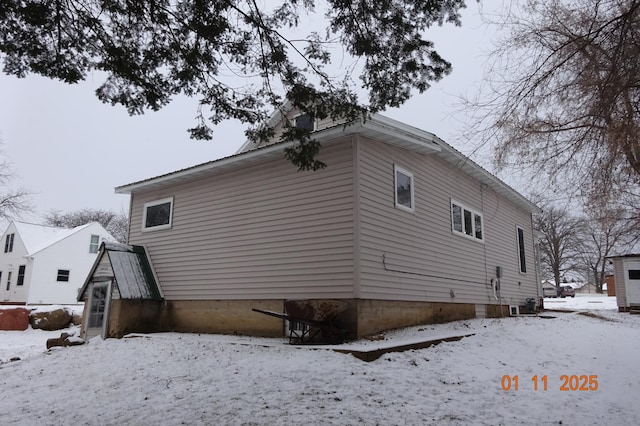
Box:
left=143, top=197, right=174, bottom=231
left=57, top=269, right=70, bottom=282
left=294, top=113, right=315, bottom=132
left=4, top=233, right=14, bottom=253
left=89, top=235, right=100, bottom=253
left=394, top=165, right=414, bottom=212
left=517, top=226, right=527, bottom=273
left=451, top=200, right=483, bottom=241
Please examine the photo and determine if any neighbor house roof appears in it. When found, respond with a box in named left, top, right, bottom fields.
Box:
left=78, top=242, right=163, bottom=301
left=11, top=221, right=96, bottom=256
left=115, top=114, right=540, bottom=214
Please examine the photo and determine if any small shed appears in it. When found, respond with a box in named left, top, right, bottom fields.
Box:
left=608, top=254, right=640, bottom=312
left=78, top=242, right=163, bottom=339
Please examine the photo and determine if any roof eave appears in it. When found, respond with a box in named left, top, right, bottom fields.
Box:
left=115, top=114, right=538, bottom=214
left=115, top=141, right=296, bottom=194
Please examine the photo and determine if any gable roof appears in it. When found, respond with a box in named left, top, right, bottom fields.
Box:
left=9, top=221, right=96, bottom=256
left=78, top=242, right=163, bottom=301
left=115, top=114, right=540, bottom=214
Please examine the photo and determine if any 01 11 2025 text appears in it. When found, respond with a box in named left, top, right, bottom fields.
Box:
left=500, top=375, right=598, bottom=391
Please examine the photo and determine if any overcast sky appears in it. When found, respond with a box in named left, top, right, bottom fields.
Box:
left=0, top=2, right=503, bottom=227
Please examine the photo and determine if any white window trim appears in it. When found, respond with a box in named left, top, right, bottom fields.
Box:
left=142, top=197, right=174, bottom=232
left=516, top=226, right=527, bottom=274
left=394, top=165, right=415, bottom=213
left=451, top=199, right=484, bottom=242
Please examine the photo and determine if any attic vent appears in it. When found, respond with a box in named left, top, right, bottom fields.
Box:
left=294, top=113, right=315, bottom=131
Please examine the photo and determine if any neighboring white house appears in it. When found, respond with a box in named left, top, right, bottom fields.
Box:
left=0, top=221, right=115, bottom=305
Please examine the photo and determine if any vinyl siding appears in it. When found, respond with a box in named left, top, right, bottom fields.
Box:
left=356, top=138, right=538, bottom=305
left=128, top=141, right=355, bottom=300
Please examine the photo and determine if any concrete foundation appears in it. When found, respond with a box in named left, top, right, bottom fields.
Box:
left=355, top=300, right=476, bottom=337
left=108, top=299, right=164, bottom=338
left=158, top=299, right=285, bottom=337
left=97, top=298, right=485, bottom=339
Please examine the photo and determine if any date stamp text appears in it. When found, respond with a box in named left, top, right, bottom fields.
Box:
left=501, top=375, right=599, bottom=391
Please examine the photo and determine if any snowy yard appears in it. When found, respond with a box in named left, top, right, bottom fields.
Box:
left=1, top=295, right=639, bottom=425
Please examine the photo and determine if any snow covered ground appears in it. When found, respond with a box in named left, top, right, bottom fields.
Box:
left=1, top=295, right=638, bottom=425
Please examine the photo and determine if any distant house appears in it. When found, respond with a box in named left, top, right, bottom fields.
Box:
left=81, top=112, right=541, bottom=339
left=541, top=280, right=557, bottom=297
left=609, top=254, right=640, bottom=312
left=574, top=282, right=597, bottom=294
left=0, top=221, right=115, bottom=305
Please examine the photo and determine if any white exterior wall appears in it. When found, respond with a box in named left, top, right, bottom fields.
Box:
left=0, top=222, right=30, bottom=303
left=26, top=223, right=114, bottom=304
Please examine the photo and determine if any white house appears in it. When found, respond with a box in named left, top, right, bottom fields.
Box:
left=0, top=221, right=115, bottom=305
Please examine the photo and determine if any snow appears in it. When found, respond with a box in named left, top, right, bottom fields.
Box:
left=1, top=294, right=639, bottom=425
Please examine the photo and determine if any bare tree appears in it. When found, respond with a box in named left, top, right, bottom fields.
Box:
left=535, top=205, right=582, bottom=294
left=576, top=206, right=639, bottom=293
left=0, top=140, right=31, bottom=222
left=472, top=0, right=640, bottom=209
left=44, top=208, right=128, bottom=243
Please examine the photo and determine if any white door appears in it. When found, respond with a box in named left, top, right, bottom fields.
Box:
left=624, top=260, right=640, bottom=306
left=85, top=281, right=111, bottom=339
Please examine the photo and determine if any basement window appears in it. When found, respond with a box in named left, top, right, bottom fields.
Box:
left=143, top=197, right=174, bottom=231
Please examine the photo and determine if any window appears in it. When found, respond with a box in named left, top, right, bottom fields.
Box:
left=6, top=271, right=11, bottom=291
left=57, top=269, right=70, bottom=282
left=394, top=165, right=414, bottom=212
left=451, top=200, right=483, bottom=241
left=4, top=233, right=14, bottom=253
left=294, top=113, right=315, bottom=131
left=629, top=270, right=640, bottom=280
left=142, top=197, right=174, bottom=231
left=89, top=235, right=100, bottom=253
left=17, top=265, right=25, bottom=286
left=517, top=227, right=527, bottom=273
